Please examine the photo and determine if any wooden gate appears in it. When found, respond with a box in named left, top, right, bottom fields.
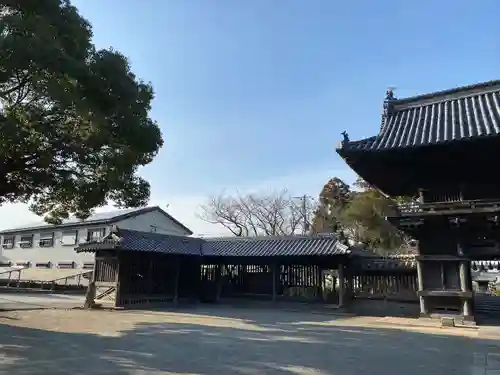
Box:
left=93, top=256, right=119, bottom=307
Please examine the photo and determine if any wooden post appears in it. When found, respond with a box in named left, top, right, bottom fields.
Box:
left=147, top=252, right=154, bottom=296
left=84, top=255, right=99, bottom=309
left=338, top=264, right=344, bottom=307
left=416, top=260, right=428, bottom=315
left=173, top=256, right=180, bottom=305
left=272, top=262, right=277, bottom=302
left=114, top=254, right=121, bottom=308
left=84, top=281, right=96, bottom=309
left=459, top=260, right=472, bottom=316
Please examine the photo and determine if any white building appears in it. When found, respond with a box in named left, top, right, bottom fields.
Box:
left=0, top=206, right=192, bottom=269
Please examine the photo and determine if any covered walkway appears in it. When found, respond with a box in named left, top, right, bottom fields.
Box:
left=76, top=227, right=351, bottom=308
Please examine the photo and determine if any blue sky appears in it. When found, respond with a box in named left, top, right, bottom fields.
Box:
left=1, top=0, right=499, bottom=234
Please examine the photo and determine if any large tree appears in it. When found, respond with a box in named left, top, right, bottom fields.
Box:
left=311, top=176, right=414, bottom=253
left=311, top=177, right=351, bottom=235
left=199, top=190, right=312, bottom=236
left=0, top=1, right=163, bottom=223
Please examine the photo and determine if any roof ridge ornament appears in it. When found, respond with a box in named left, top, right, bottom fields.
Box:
left=340, top=131, right=350, bottom=147
left=380, top=87, right=396, bottom=133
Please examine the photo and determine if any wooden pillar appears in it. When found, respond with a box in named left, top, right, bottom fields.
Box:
left=459, top=260, right=469, bottom=291
left=173, top=257, right=180, bottom=304
left=84, top=255, right=99, bottom=308
left=147, top=253, right=154, bottom=296
left=215, top=264, right=222, bottom=302
left=416, top=260, right=428, bottom=315
left=338, top=263, right=344, bottom=307
left=84, top=281, right=96, bottom=308
left=459, top=260, right=472, bottom=316
left=272, top=262, right=277, bottom=302
left=114, top=254, right=121, bottom=308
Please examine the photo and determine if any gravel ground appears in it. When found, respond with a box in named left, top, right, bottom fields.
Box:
left=0, top=306, right=499, bottom=375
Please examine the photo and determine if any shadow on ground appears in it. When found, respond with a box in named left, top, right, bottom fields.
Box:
left=0, top=306, right=498, bottom=375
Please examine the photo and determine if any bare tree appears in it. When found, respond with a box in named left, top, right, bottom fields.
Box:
left=198, top=189, right=314, bottom=236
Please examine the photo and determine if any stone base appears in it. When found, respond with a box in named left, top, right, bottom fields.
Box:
left=419, top=312, right=476, bottom=327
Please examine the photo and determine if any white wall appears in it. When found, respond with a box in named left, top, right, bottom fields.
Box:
left=0, top=226, right=108, bottom=268
left=116, top=209, right=191, bottom=236
left=0, top=209, right=191, bottom=268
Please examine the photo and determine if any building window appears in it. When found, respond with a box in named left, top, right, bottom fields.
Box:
left=36, top=262, right=52, bottom=269
left=150, top=225, right=157, bottom=233
left=19, top=234, right=33, bottom=248
left=57, top=262, right=75, bottom=269
left=2, top=236, right=14, bottom=249
left=39, top=232, right=54, bottom=247
left=61, top=231, right=78, bottom=246
left=87, top=228, right=106, bottom=242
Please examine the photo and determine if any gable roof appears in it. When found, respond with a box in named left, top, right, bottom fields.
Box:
left=338, top=79, right=500, bottom=153
left=75, top=228, right=350, bottom=257
left=0, top=206, right=193, bottom=235
left=76, top=228, right=202, bottom=255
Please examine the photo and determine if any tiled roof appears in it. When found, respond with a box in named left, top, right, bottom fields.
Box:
left=338, top=79, right=500, bottom=152
left=0, top=206, right=193, bottom=235
left=75, top=228, right=350, bottom=258
left=75, top=228, right=203, bottom=256
left=202, top=235, right=350, bottom=257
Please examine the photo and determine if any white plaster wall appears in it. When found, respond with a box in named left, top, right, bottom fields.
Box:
left=0, top=226, right=109, bottom=268
left=115, top=210, right=190, bottom=236
left=0, top=210, right=191, bottom=268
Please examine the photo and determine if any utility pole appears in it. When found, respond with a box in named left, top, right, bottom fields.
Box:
left=293, top=195, right=313, bottom=235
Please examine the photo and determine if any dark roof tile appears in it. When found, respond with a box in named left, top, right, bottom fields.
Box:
left=76, top=229, right=350, bottom=257
left=202, top=235, right=349, bottom=257
left=338, top=80, right=500, bottom=152
left=76, top=229, right=203, bottom=256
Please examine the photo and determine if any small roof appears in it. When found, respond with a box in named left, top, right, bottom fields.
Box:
left=0, top=206, right=193, bottom=235
left=203, top=235, right=350, bottom=257
left=338, top=79, right=500, bottom=153
left=76, top=228, right=203, bottom=256
left=75, top=228, right=350, bottom=257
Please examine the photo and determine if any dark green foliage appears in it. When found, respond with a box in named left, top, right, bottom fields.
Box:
left=0, top=1, right=163, bottom=223
left=312, top=176, right=413, bottom=253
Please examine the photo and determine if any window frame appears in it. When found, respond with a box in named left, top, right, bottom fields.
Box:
left=87, top=228, right=106, bottom=242
left=57, top=262, right=75, bottom=269
left=35, top=262, right=52, bottom=269
left=19, top=234, right=34, bottom=249
left=2, top=236, right=14, bottom=249
left=61, top=230, right=78, bottom=246
left=39, top=232, right=54, bottom=248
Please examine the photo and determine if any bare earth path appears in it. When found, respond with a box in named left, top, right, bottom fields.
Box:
left=0, top=307, right=499, bottom=375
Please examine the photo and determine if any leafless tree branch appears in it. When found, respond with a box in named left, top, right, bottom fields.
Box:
left=198, top=189, right=314, bottom=236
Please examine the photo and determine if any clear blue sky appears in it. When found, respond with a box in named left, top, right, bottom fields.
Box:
left=58, top=1, right=500, bottom=233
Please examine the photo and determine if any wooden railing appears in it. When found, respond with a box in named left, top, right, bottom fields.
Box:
left=397, top=199, right=500, bottom=215
left=0, top=268, right=92, bottom=292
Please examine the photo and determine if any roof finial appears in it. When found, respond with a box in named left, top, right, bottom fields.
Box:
left=386, top=87, right=395, bottom=100
left=341, top=131, right=350, bottom=146
left=380, top=87, right=396, bottom=133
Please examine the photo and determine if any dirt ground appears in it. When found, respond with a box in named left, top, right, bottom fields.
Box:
left=0, top=307, right=499, bottom=374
